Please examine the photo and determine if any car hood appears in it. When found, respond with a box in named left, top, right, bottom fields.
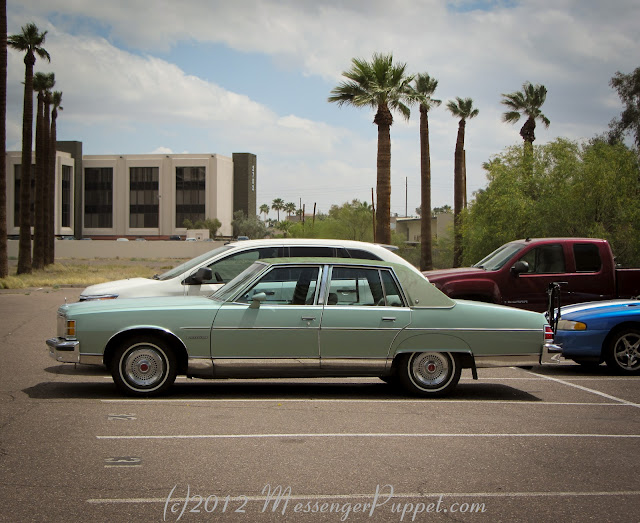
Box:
left=422, top=267, right=486, bottom=282
left=560, top=299, right=640, bottom=320
left=61, top=295, right=219, bottom=316
left=80, top=277, right=168, bottom=299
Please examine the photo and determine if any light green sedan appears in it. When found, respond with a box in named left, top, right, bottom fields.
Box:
left=47, top=258, right=559, bottom=397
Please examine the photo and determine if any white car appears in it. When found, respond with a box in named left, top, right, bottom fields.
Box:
left=79, top=239, right=423, bottom=301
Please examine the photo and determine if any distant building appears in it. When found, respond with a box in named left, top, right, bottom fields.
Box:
left=4, top=141, right=256, bottom=238
left=393, top=213, right=454, bottom=244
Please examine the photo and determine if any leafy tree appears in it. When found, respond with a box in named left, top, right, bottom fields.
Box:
left=231, top=210, right=267, bottom=239
left=407, top=73, right=441, bottom=270
left=501, top=82, right=550, bottom=148
left=328, top=52, right=413, bottom=244
left=284, top=202, right=296, bottom=217
left=446, top=97, right=479, bottom=267
left=259, top=203, right=270, bottom=220
left=8, top=22, right=50, bottom=274
left=271, top=198, right=284, bottom=221
left=608, top=67, right=640, bottom=149
left=433, top=205, right=452, bottom=214
left=46, top=90, right=62, bottom=265
left=463, top=139, right=640, bottom=266
left=32, top=72, right=54, bottom=269
left=288, top=200, right=374, bottom=242
left=0, top=0, right=6, bottom=278
left=182, top=217, right=221, bottom=238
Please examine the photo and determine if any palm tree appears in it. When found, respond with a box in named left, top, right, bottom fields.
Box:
left=271, top=198, right=285, bottom=221
left=259, top=204, right=270, bottom=221
left=8, top=22, right=50, bottom=274
left=408, top=73, right=441, bottom=271
left=47, top=90, right=62, bottom=265
left=328, top=53, right=413, bottom=244
left=0, top=0, right=8, bottom=279
left=284, top=202, right=296, bottom=217
left=447, top=97, right=479, bottom=267
left=32, top=72, right=53, bottom=269
left=501, top=82, right=550, bottom=149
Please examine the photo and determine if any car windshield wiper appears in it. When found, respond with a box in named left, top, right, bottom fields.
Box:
left=152, top=274, right=159, bottom=280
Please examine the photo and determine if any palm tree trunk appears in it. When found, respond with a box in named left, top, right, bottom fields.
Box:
left=32, top=91, right=45, bottom=269
left=374, top=104, right=393, bottom=245
left=419, top=107, right=433, bottom=270
left=45, top=96, right=55, bottom=265
left=17, top=50, right=35, bottom=275
left=0, top=0, right=8, bottom=278
left=453, top=120, right=466, bottom=267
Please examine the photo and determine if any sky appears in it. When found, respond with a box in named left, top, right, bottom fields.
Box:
left=6, top=0, right=639, bottom=219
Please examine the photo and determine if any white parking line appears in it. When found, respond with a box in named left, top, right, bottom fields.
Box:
left=531, top=372, right=640, bottom=408
left=87, top=489, right=640, bottom=504
left=96, top=432, right=640, bottom=440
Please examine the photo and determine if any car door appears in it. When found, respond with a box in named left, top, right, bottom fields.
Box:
left=507, top=243, right=567, bottom=311
left=210, top=265, right=323, bottom=374
left=319, top=266, right=411, bottom=369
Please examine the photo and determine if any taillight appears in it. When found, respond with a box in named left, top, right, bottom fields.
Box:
left=544, top=324, right=554, bottom=342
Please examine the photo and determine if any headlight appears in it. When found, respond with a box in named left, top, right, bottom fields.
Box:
left=557, top=319, right=587, bottom=331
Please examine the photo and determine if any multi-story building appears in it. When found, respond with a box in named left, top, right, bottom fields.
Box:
left=5, top=141, right=256, bottom=239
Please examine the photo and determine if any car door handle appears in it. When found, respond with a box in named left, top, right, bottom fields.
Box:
left=301, top=316, right=316, bottom=321
left=382, top=317, right=396, bottom=321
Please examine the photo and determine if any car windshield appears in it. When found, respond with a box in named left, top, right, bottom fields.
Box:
left=472, top=242, right=526, bottom=271
left=155, top=245, right=234, bottom=280
left=210, top=261, right=268, bottom=302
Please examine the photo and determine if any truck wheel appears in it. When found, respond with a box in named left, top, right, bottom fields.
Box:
left=398, top=352, right=461, bottom=397
left=605, top=328, right=640, bottom=374
left=111, top=335, right=177, bottom=396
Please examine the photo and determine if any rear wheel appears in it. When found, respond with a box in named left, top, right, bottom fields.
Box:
left=398, top=352, right=461, bottom=397
left=110, top=335, right=177, bottom=396
left=605, top=328, right=640, bottom=374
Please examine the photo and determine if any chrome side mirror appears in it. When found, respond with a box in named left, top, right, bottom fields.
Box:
left=249, top=292, right=267, bottom=309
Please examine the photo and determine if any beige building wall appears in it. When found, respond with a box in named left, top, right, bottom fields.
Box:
left=6, top=151, right=75, bottom=236
left=81, top=153, right=234, bottom=237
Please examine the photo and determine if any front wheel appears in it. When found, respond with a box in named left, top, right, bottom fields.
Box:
left=398, top=352, right=461, bottom=397
left=110, top=335, right=177, bottom=396
left=605, top=328, right=640, bottom=374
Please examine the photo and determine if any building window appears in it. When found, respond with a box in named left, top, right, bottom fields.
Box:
left=176, top=166, right=205, bottom=227
left=129, top=167, right=159, bottom=228
left=13, top=164, right=36, bottom=227
left=61, top=165, right=72, bottom=228
left=84, top=167, right=113, bottom=228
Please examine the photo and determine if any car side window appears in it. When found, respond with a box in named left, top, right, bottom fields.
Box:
left=380, top=269, right=405, bottom=306
left=326, top=267, right=386, bottom=306
left=518, top=245, right=565, bottom=274
left=236, top=266, right=321, bottom=305
left=346, top=248, right=382, bottom=261
left=288, top=246, right=335, bottom=257
left=206, top=247, right=284, bottom=284
left=574, top=244, right=602, bottom=272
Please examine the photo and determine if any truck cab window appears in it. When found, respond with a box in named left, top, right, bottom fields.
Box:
left=519, top=245, right=565, bottom=274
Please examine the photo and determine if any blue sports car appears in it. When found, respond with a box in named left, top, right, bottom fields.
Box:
left=553, top=300, right=640, bottom=373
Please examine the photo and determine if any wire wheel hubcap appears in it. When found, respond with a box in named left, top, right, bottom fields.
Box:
left=123, top=345, right=166, bottom=388
left=411, top=353, right=451, bottom=388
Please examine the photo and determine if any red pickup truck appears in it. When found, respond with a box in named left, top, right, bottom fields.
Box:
left=423, top=238, right=640, bottom=312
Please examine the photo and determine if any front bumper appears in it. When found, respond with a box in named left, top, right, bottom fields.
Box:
left=541, top=341, right=563, bottom=364
left=47, top=337, right=81, bottom=363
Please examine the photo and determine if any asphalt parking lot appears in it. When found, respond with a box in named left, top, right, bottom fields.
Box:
left=1, top=288, right=639, bottom=522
